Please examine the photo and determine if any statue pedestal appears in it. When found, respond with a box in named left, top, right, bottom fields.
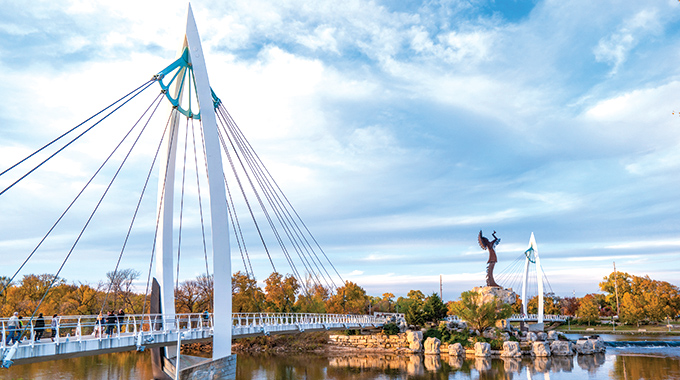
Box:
left=471, top=286, right=517, bottom=306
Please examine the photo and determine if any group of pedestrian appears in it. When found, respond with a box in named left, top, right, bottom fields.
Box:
left=93, top=309, right=126, bottom=338
left=4, top=312, right=59, bottom=344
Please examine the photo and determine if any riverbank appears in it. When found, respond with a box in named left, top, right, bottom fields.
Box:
left=554, top=323, right=680, bottom=335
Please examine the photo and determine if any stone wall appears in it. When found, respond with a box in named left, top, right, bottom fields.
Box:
left=328, top=333, right=413, bottom=352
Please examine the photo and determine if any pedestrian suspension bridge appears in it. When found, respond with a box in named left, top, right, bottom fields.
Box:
left=496, top=233, right=568, bottom=325
left=0, top=5, right=384, bottom=379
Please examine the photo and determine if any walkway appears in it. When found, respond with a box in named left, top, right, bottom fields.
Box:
left=2, top=313, right=385, bottom=366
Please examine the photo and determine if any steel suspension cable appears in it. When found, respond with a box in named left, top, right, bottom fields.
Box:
left=215, top=122, right=311, bottom=292
left=175, top=118, right=190, bottom=291
left=0, top=80, right=156, bottom=197
left=223, top=114, right=331, bottom=290
left=212, top=115, right=277, bottom=275
left=219, top=111, right=326, bottom=291
left=26, top=91, right=162, bottom=332
left=196, top=119, right=252, bottom=278
left=98, top=93, right=166, bottom=314
left=217, top=104, right=342, bottom=289
left=215, top=112, right=307, bottom=293
left=0, top=91, right=164, bottom=299
left=190, top=119, right=211, bottom=278
left=0, top=79, right=155, bottom=178
left=141, top=110, right=179, bottom=318
left=218, top=104, right=344, bottom=287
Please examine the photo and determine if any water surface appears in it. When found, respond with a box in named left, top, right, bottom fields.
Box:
left=2, top=340, right=680, bottom=379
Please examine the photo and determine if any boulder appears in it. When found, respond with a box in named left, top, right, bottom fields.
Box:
left=590, top=336, right=606, bottom=353
left=532, top=341, right=551, bottom=357
left=470, top=286, right=518, bottom=305
left=474, top=342, right=491, bottom=357
left=501, top=341, right=522, bottom=357
left=550, top=340, right=573, bottom=356
left=448, top=342, right=465, bottom=357
left=424, top=337, right=441, bottom=355
left=547, top=331, right=559, bottom=341
left=482, top=329, right=496, bottom=339
left=575, top=336, right=606, bottom=355
left=526, top=332, right=537, bottom=342
left=536, top=332, right=547, bottom=341
left=407, top=330, right=423, bottom=352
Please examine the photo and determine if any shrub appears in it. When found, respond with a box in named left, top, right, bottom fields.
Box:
left=382, top=323, right=400, bottom=336
left=472, top=336, right=504, bottom=350
left=446, top=329, right=471, bottom=348
left=423, top=327, right=442, bottom=341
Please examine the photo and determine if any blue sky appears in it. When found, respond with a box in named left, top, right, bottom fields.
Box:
left=1, top=0, right=679, bottom=302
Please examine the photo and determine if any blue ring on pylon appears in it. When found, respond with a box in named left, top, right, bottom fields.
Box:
left=524, top=247, right=536, bottom=263
left=155, top=48, right=223, bottom=120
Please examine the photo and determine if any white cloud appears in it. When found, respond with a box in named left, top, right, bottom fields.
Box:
left=593, top=9, right=662, bottom=75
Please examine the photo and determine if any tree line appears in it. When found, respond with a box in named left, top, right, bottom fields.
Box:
left=3, top=269, right=677, bottom=328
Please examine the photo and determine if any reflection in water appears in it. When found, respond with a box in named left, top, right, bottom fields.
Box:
left=0, top=351, right=153, bottom=380
left=576, top=352, right=606, bottom=374
left=4, top=348, right=680, bottom=380
left=611, top=354, right=680, bottom=380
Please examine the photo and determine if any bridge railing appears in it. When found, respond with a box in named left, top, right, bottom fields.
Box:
left=508, top=314, right=567, bottom=321
left=1, top=312, right=389, bottom=348
left=232, top=313, right=387, bottom=327
left=0, top=313, right=212, bottom=348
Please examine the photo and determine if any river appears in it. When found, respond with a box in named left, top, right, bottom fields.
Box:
left=2, top=334, right=679, bottom=379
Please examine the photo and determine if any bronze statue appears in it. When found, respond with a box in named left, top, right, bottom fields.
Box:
left=478, top=230, right=500, bottom=287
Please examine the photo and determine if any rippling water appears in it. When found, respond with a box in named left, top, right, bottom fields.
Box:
left=2, top=336, right=680, bottom=380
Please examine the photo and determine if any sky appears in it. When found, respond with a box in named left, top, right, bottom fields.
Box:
left=1, top=0, right=680, bottom=303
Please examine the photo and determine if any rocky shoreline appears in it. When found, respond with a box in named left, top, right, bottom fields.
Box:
left=328, top=330, right=606, bottom=357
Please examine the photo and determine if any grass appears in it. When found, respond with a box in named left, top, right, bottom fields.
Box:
left=554, top=322, right=680, bottom=335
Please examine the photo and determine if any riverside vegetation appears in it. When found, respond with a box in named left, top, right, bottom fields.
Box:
left=1, top=269, right=679, bottom=335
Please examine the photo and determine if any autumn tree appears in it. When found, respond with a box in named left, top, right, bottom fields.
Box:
left=577, top=294, right=600, bottom=325
left=325, top=281, right=368, bottom=314
left=231, top=271, right=265, bottom=313
left=599, top=271, right=680, bottom=325
left=560, top=297, right=580, bottom=316
left=264, top=272, right=299, bottom=312
left=295, top=283, right=328, bottom=313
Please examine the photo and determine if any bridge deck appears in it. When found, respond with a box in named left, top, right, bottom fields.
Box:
left=2, top=313, right=385, bottom=366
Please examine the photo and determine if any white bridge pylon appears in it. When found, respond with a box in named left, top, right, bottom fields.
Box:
left=156, top=4, right=231, bottom=362
left=521, top=232, right=544, bottom=323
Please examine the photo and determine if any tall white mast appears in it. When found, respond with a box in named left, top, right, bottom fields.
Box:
left=184, top=4, right=232, bottom=360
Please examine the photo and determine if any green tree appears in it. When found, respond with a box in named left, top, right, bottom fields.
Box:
left=404, top=290, right=426, bottom=327
left=423, top=293, right=447, bottom=323
left=450, top=291, right=511, bottom=332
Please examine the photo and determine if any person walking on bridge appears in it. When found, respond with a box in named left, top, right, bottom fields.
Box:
left=105, top=311, right=116, bottom=337
left=34, top=313, right=45, bottom=341
left=5, top=312, right=19, bottom=345
left=50, top=314, right=58, bottom=342
left=117, top=309, right=126, bottom=333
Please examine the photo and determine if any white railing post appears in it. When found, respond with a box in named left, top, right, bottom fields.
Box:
left=76, top=317, right=82, bottom=341
left=55, top=317, right=61, bottom=345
